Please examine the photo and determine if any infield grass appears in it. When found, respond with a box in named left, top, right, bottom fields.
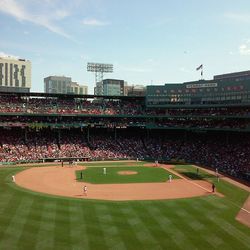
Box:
left=76, top=165, right=179, bottom=184
left=0, top=162, right=249, bottom=250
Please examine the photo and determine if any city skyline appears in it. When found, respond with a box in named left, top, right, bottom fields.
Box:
left=0, top=0, right=250, bottom=93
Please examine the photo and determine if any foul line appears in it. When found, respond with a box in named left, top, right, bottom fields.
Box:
left=179, top=173, right=212, bottom=193
left=164, top=166, right=212, bottom=193
left=240, top=207, right=250, bottom=214
left=165, top=166, right=250, bottom=214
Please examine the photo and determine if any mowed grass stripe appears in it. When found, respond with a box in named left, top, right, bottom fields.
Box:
left=193, top=195, right=248, bottom=227
left=189, top=197, right=229, bottom=219
left=34, top=201, right=57, bottom=250
left=16, top=197, right=44, bottom=250
left=203, top=199, right=238, bottom=221
left=0, top=190, right=16, bottom=214
left=94, top=203, right=127, bottom=250
left=53, top=200, right=72, bottom=250
left=160, top=200, right=232, bottom=250
left=129, top=202, right=179, bottom=249
left=139, top=201, right=199, bottom=249
left=81, top=203, right=109, bottom=250
left=187, top=198, right=237, bottom=249
left=0, top=170, right=22, bottom=215
left=107, top=203, right=146, bottom=250
left=188, top=198, right=250, bottom=249
left=213, top=218, right=250, bottom=248
left=120, top=203, right=164, bottom=250
left=68, top=201, right=90, bottom=250
left=173, top=199, right=228, bottom=249
left=0, top=196, right=34, bottom=250
left=204, top=214, right=250, bottom=250
left=0, top=192, right=23, bottom=244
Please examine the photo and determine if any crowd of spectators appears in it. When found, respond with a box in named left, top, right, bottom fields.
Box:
left=0, top=129, right=249, bottom=182
left=0, top=96, right=143, bottom=115
left=0, top=115, right=249, bottom=130
left=1, top=95, right=250, bottom=117
left=1, top=95, right=250, bottom=131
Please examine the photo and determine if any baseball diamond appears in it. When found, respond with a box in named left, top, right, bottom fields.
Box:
left=0, top=91, right=250, bottom=250
left=14, top=163, right=213, bottom=201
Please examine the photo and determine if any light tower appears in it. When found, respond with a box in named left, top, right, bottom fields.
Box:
left=87, top=62, right=113, bottom=84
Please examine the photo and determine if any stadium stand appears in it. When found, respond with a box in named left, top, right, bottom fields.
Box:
left=0, top=91, right=249, bottom=183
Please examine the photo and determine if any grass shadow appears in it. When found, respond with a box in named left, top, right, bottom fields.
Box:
left=182, top=172, right=203, bottom=180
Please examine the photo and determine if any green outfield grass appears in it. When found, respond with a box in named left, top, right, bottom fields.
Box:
left=173, top=165, right=215, bottom=180
left=0, top=163, right=249, bottom=250
left=173, top=164, right=249, bottom=208
left=76, top=165, right=179, bottom=184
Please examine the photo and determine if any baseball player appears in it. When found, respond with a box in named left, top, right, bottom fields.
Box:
left=169, top=174, right=172, bottom=182
left=83, top=185, right=87, bottom=196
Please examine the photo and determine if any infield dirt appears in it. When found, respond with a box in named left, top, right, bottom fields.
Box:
left=15, top=165, right=213, bottom=201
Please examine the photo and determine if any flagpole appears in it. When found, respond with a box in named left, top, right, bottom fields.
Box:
left=196, top=64, right=203, bottom=80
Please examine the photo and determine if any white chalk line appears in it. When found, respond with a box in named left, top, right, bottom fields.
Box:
left=164, top=166, right=212, bottom=193
left=240, top=207, right=250, bottom=214
left=182, top=174, right=250, bottom=214
left=164, top=166, right=250, bottom=214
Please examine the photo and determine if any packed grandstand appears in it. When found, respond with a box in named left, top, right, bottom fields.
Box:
left=0, top=90, right=250, bottom=184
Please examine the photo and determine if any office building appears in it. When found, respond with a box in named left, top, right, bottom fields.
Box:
left=94, top=79, right=125, bottom=96
left=0, top=57, right=31, bottom=92
left=44, top=76, right=88, bottom=95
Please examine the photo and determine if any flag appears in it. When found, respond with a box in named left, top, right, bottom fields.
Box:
left=196, top=64, right=203, bottom=71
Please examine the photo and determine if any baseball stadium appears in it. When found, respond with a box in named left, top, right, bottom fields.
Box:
left=0, top=72, right=250, bottom=249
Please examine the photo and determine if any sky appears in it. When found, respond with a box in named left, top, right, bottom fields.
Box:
left=0, top=0, right=250, bottom=93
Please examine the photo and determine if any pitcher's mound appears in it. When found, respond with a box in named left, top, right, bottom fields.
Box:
left=118, top=171, right=138, bottom=175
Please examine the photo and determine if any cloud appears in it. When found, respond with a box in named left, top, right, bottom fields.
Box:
left=82, top=18, right=109, bottom=26
left=0, top=0, right=26, bottom=20
left=0, top=51, right=19, bottom=59
left=54, top=9, right=71, bottom=20
left=225, top=12, right=250, bottom=23
left=34, top=16, right=71, bottom=38
left=0, top=0, right=71, bottom=38
left=239, top=40, right=250, bottom=55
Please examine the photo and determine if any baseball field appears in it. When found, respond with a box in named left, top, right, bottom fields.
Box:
left=0, top=161, right=249, bottom=250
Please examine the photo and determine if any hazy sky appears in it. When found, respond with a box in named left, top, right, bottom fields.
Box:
left=0, top=0, right=250, bottom=93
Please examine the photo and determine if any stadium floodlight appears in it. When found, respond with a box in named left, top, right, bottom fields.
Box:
left=87, top=63, right=113, bottom=73
left=87, top=62, right=113, bottom=84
